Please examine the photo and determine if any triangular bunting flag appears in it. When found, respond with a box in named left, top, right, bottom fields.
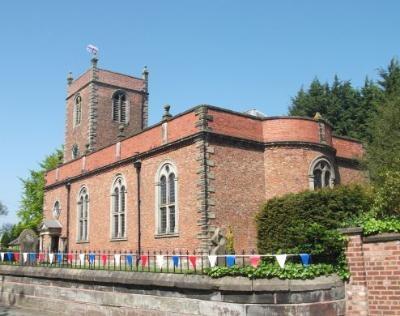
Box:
left=126, top=254, right=133, bottom=266
left=208, top=255, right=217, bottom=268
left=300, top=253, right=310, bottom=267
left=276, top=254, right=287, bottom=269
left=101, top=254, right=107, bottom=265
left=156, top=255, right=164, bottom=269
left=6, top=252, right=13, bottom=261
left=57, top=253, right=63, bottom=264
left=0, top=252, right=4, bottom=261
left=49, top=253, right=54, bottom=264
left=250, top=255, right=261, bottom=268
left=79, top=253, right=85, bottom=265
left=189, top=255, right=196, bottom=268
left=29, top=253, right=36, bottom=263
left=226, top=255, right=235, bottom=267
left=14, top=252, right=20, bottom=262
left=67, top=253, right=73, bottom=264
left=114, top=254, right=121, bottom=266
left=89, top=253, right=95, bottom=264
left=23, top=253, right=28, bottom=263
left=140, top=255, right=148, bottom=267
left=172, top=255, right=179, bottom=268
left=39, top=253, right=44, bottom=263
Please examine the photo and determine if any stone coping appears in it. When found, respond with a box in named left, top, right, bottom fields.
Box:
left=363, top=232, right=400, bottom=243
left=0, top=265, right=342, bottom=293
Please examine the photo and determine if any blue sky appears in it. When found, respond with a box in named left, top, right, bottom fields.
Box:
left=1, top=1, right=399, bottom=224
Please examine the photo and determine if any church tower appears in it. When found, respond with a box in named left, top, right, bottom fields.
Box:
left=64, top=56, right=149, bottom=162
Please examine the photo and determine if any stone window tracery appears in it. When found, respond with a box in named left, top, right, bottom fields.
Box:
left=53, top=201, right=61, bottom=219
left=309, top=157, right=335, bottom=190
left=156, top=163, right=178, bottom=235
left=77, top=187, right=89, bottom=242
left=111, top=176, right=126, bottom=239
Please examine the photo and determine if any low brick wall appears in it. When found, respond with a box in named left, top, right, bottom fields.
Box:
left=342, top=228, right=400, bottom=316
left=0, top=266, right=345, bottom=316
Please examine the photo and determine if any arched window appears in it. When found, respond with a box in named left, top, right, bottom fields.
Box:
left=77, top=187, right=89, bottom=241
left=112, top=91, right=128, bottom=124
left=309, top=157, right=335, bottom=190
left=111, top=176, right=127, bottom=239
left=53, top=201, right=61, bottom=219
left=74, top=95, right=82, bottom=126
left=156, top=162, right=178, bottom=235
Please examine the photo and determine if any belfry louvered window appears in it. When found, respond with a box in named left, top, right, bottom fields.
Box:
left=74, top=95, right=82, bottom=126
left=157, top=163, right=177, bottom=235
left=77, top=187, right=89, bottom=242
left=111, top=176, right=127, bottom=239
left=112, top=91, right=128, bottom=124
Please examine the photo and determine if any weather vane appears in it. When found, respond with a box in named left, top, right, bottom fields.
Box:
left=86, top=44, right=99, bottom=57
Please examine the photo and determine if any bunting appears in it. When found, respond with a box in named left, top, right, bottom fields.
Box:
left=275, top=254, right=287, bottom=269
left=101, top=254, right=107, bottom=265
left=208, top=255, right=217, bottom=268
left=29, top=253, right=36, bottom=263
left=39, top=253, right=44, bottom=263
left=49, top=253, right=54, bottom=264
left=189, top=255, right=196, bottom=268
left=23, top=253, right=28, bottom=263
left=126, top=254, right=133, bottom=266
left=79, top=253, right=85, bottom=265
left=226, top=255, right=235, bottom=267
left=250, top=255, right=261, bottom=268
left=156, top=255, right=164, bottom=269
left=6, top=252, right=12, bottom=262
left=172, top=255, right=179, bottom=268
left=89, top=253, right=95, bottom=264
left=140, top=255, right=148, bottom=267
left=0, top=252, right=4, bottom=261
left=14, top=252, right=20, bottom=262
left=67, top=253, right=73, bottom=264
left=300, top=253, right=310, bottom=267
left=114, top=254, right=121, bottom=266
left=57, top=253, right=63, bottom=264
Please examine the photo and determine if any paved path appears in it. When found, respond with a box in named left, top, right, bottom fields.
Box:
left=0, top=305, right=57, bottom=316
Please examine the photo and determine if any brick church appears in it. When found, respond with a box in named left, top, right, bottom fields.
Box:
left=40, top=56, right=365, bottom=253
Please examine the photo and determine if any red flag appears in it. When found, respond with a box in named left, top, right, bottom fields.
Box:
left=101, top=254, right=108, bottom=265
left=14, top=253, right=20, bottom=262
left=67, top=253, right=73, bottom=264
left=189, top=256, right=196, bottom=268
left=140, top=255, right=148, bottom=267
left=39, top=253, right=45, bottom=262
left=250, top=255, right=261, bottom=268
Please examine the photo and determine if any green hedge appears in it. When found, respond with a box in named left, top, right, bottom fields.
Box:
left=256, top=185, right=372, bottom=264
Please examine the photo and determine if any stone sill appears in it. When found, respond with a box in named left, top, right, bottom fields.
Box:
left=154, top=233, right=179, bottom=239
left=109, top=238, right=128, bottom=242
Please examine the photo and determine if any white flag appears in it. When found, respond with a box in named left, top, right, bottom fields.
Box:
left=49, top=253, right=54, bottom=264
left=276, top=254, right=287, bottom=269
left=208, top=255, right=217, bottom=268
left=23, top=253, right=28, bottom=263
left=156, top=255, right=164, bottom=269
left=79, top=253, right=85, bottom=265
left=114, top=254, right=121, bottom=266
left=0, top=252, right=4, bottom=261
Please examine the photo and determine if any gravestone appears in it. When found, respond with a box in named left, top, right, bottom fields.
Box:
left=19, top=229, right=39, bottom=254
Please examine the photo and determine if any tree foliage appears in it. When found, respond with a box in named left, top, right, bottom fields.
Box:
left=0, top=201, right=7, bottom=216
left=16, top=149, right=63, bottom=233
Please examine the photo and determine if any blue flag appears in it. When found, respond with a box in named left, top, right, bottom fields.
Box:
left=226, top=255, right=235, bottom=267
left=29, top=253, right=36, bottom=263
left=172, top=255, right=179, bottom=267
left=300, top=253, right=310, bottom=267
left=89, top=253, right=96, bottom=264
left=57, top=253, right=63, bottom=264
left=6, top=252, right=12, bottom=261
left=126, top=254, right=133, bottom=266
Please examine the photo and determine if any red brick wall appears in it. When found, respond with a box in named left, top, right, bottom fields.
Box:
left=337, top=163, right=368, bottom=186
left=344, top=230, right=400, bottom=316
left=333, top=136, right=363, bottom=160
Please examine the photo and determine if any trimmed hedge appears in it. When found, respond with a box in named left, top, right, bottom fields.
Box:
left=256, top=185, right=372, bottom=264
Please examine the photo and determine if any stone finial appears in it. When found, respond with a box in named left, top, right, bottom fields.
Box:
left=91, top=56, right=98, bottom=68
left=162, top=104, right=172, bottom=121
left=313, top=112, right=323, bottom=121
left=67, top=72, right=73, bottom=85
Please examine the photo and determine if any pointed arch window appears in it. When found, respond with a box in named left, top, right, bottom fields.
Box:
left=112, top=91, right=128, bottom=124
left=53, top=201, right=61, bottom=219
left=309, top=157, right=335, bottom=190
left=77, top=187, right=89, bottom=242
left=111, top=176, right=127, bottom=239
left=156, top=163, right=178, bottom=235
left=74, top=94, right=82, bottom=127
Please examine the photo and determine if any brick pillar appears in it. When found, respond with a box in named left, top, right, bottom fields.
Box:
left=341, top=228, right=369, bottom=316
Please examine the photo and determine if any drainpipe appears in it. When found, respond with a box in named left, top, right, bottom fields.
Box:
left=65, top=182, right=71, bottom=252
left=133, top=160, right=142, bottom=255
